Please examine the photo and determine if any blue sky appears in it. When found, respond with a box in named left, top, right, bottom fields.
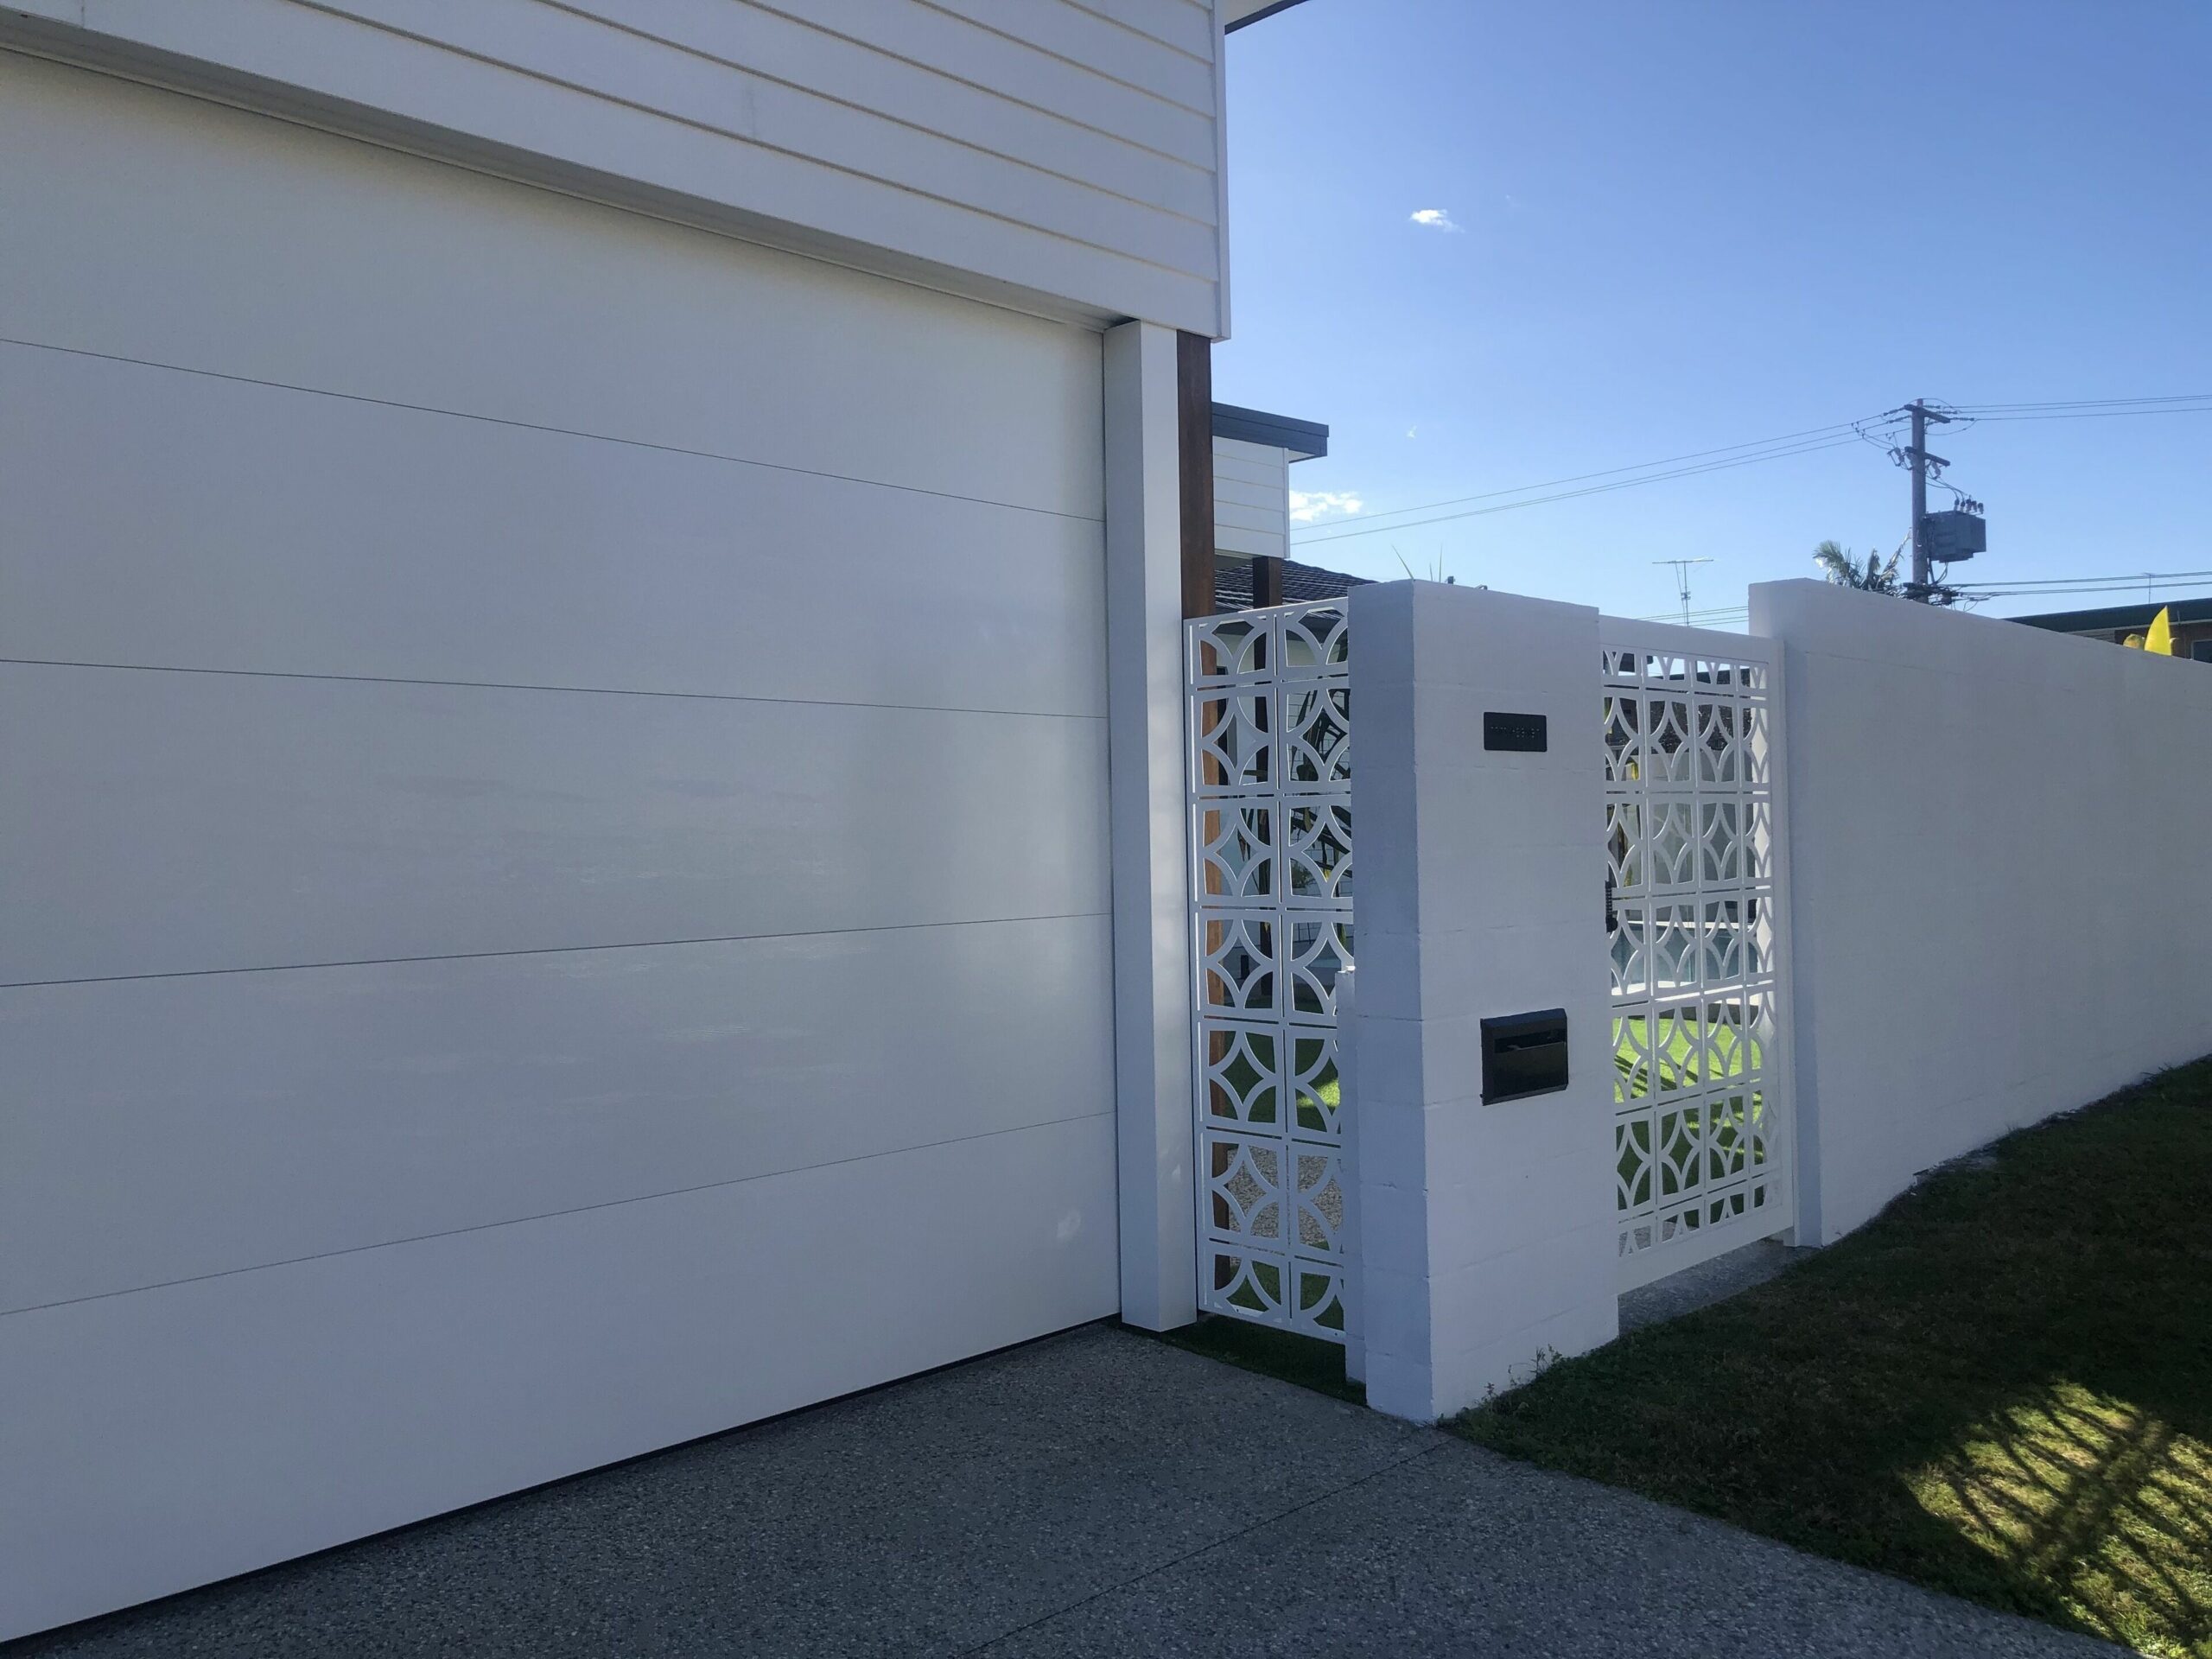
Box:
left=1213, top=0, right=2212, bottom=624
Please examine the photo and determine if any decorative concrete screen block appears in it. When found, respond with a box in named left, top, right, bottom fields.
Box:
left=1186, top=599, right=1354, bottom=1339
left=1345, top=582, right=1618, bottom=1423
left=1749, top=579, right=2212, bottom=1243
left=1600, top=620, right=1795, bottom=1287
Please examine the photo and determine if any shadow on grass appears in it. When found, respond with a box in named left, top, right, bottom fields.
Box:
left=1457, top=1056, right=2212, bottom=1657
left=1911, top=1378, right=2212, bottom=1654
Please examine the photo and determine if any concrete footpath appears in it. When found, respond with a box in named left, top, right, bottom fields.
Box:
left=10, top=1325, right=2114, bottom=1658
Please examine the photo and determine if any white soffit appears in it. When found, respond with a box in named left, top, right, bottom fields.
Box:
left=1224, top=0, right=1314, bottom=30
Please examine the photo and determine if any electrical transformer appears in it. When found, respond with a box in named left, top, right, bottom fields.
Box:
left=1921, top=508, right=1986, bottom=562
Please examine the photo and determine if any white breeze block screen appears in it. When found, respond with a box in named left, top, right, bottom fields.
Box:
left=1749, top=580, right=2212, bottom=1243
left=1601, top=621, right=1795, bottom=1288
left=1186, top=601, right=1356, bottom=1340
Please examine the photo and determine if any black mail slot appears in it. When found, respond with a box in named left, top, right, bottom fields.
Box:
left=1481, top=1008, right=1569, bottom=1104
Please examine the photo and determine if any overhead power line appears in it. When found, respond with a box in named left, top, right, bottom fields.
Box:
left=1630, top=569, right=2212, bottom=624
left=1291, top=432, right=1877, bottom=547
left=1283, top=392, right=2209, bottom=552
left=1632, top=568, right=2212, bottom=623
left=1290, top=414, right=1897, bottom=536
left=1942, top=404, right=2212, bottom=423
left=1947, top=394, right=2211, bottom=412
left=1634, top=603, right=1750, bottom=626
left=1952, top=567, right=2212, bottom=594
left=1960, top=576, right=2212, bottom=606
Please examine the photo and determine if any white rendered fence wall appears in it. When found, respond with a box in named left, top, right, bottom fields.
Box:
left=1600, top=621, right=1796, bottom=1287
left=1750, top=579, right=2212, bottom=1243
left=1185, top=601, right=1354, bottom=1339
left=1345, top=582, right=1618, bottom=1421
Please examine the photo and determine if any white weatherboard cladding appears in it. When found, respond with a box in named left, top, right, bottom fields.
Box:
left=0, top=55, right=1116, bottom=1639
left=0, top=0, right=1229, bottom=333
left=1213, top=435, right=1292, bottom=561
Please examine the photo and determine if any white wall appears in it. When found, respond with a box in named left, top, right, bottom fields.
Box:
left=1335, top=576, right=2209, bottom=1426
left=1103, top=322, right=1199, bottom=1331
left=0, top=55, right=1119, bottom=1638
left=1348, top=582, right=1618, bottom=1422
left=1212, top=435, right=1291, bottom=562
left=0, top=0, right=1229, bottom=334
left=1751, top=580, right=2212, bottom=1242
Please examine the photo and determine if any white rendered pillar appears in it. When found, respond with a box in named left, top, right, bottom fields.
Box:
left=1103, top=321, right=1197, bottom=1330
left=1347, top=581, right=1618, bottom=1421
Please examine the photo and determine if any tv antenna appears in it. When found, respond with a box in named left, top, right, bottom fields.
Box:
left=1653, top=557, right=1713, bottom=625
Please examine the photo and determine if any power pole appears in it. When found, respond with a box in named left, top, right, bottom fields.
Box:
left=1653, top=556, right=1713, bottom=625
left=1900, top=399, right=1952, bottom=594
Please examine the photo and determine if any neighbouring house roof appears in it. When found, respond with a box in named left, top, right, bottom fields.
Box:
left=1225, top=0, right=1313, bottom=31
left=2012, top=595, right=2212, bottom=634
left=1213, top=556, right=1370, bottom=613
left=1211, top=401, right=1328, bottom=461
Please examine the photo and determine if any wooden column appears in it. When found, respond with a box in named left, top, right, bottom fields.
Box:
left=1176, top=330, right=1215, bottom=620
left=1252, top=554, right=1285, bottom=608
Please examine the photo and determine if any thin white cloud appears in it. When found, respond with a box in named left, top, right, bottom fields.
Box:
left=1408, top=208, right=1461, bottom=232
left=1289, top=489, right=1363, bottom=524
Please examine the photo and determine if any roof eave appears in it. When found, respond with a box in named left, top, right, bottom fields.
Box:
left=1224, top=0, right=1313, bottom=32
left=1211, top=399, right=1329, bottom=461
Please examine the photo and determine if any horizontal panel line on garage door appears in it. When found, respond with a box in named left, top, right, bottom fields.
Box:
left=0, top=908, right=1108, bottom=991
left=0, top=658, right=1111, bottom=723
left=0, top=336, right=1107, bottom=525
left=2, top=1107, right=1116, bottom=1319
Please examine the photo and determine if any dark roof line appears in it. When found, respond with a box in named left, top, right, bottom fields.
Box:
left=1224, top=0, right=1313, bottom=33
left=2011, top=594, right=2212, bottom=632
left=1211, top=401, right=1328, bottom=459
left=1213, top=555, right=1370, bottom=613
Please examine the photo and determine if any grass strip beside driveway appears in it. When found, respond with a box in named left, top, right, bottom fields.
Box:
left=1455, top=1058, right=2212, bottom=1658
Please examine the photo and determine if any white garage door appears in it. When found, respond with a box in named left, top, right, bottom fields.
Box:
left=0, top=53, right=1116, bottom=1638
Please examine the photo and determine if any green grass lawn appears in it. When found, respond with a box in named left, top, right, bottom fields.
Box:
left=1456, top=1057, right=2212, bottom=1657
left=1612, top=1012, right=1764, bottom=1092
